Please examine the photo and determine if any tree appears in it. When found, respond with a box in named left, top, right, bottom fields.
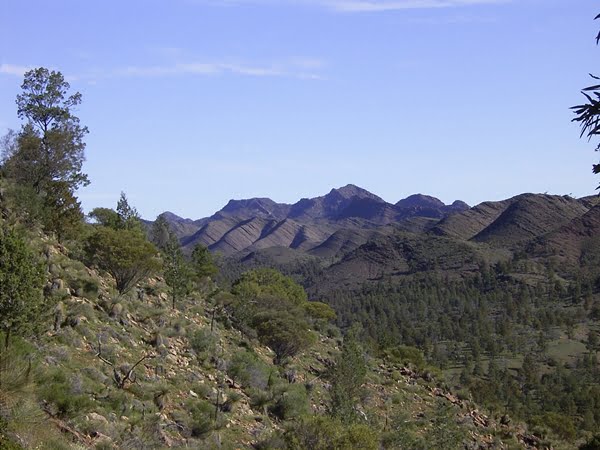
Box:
left=329, top=330, right=367, bottom=423
left=150, top=214, right=172, bottom=250
left=88, top=192, right=143, bottom=234
left=191, top=243, right=217, bottom=280
left=116, top=192, right=143, bottom=233
left=572, top=14, right=600, bottom=187
left=12, top=68, right=88, bottom=191
left=85, top=227, right=159, bottom=295
left=1, top=68, right=88, bottom=238
left=0, top=225, right=44, bottom=349
left=232, top=268, right=307, bottom=305
left=163, top=233, right=192, bottom=310
left=151, top=215, right=193, bottom=309
left=251, top=310, right=315, bottom=364
left=88, top=207, right=121, bottom=229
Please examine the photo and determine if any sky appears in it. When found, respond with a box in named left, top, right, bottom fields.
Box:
left=1, top=0, right=599, bottom=219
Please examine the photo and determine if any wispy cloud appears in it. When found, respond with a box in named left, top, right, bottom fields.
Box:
left=112, top=60, right=324, bottom=80
left=0, top=63, right=33, bottom=76
left=193, top=0, right=509, bottom=12
left=322, top=0, right=508, bottom=12
left=1, top=58, right=324, bottom=84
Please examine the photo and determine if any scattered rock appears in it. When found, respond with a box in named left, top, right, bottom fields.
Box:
left=87, top=412, right=108, bottom=424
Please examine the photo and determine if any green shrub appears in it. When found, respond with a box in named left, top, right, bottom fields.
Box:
left=269, top=384, right=309, bottom=420
left=284, top=415, right=377, bottom=450
left=580, top=434, right=600, bottom=450
left=304, top=301, right=336, bottom=321
left=384, top=345, right=426, bottom=369
left=227, top=351, right=271, bottom=390
left=534, top=412, right=577, bottom=441
left=189, top=328, right=217, bottom=361
left=38, top=368, right=92, bottom=417
left=186, top=399, right=215, bottom=437
left=252, top=310, right=316, bottom=364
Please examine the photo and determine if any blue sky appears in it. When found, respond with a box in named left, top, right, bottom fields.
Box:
left=1, top=0, right=599, bottom=219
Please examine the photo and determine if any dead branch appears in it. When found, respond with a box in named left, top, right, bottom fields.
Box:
left=95, top=340, right=154, bottom=389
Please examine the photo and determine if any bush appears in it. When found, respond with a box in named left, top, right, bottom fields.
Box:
left=269, top=384, right=309, bottom=420
left=304, top=301, right=336, bottom=321
left=189, top=328, right=217, bottom=361
left=581, top=434, right=600, bottom=450
left=38, top=368, right=92, bottom=417
left=384, top=345, right=425, bottom=369
left=284, top=415, right=378, bottom=450
left=227, top=351, right=271, bottom=390
left=536, top=412, right=577, bottom=441
left=252, top=311, right=315, bottom=364
left=189, top=401, right=214, bottom=437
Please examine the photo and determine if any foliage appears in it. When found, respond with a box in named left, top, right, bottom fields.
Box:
left=227, top=350, right=271, bottom=390
left=329, top=330, right=367, bottom=423
left=189, top=328, right=217, bottom=361
left=88, top=207, right=121, bottom=229
left=252, top=310, right=315, bottom=364
left=191, top=243, right=218, bottom=279
left=89, top=192, right=144, bottom=234
left=581, top=434, right=600, bottom=450
left=0, top=225, right=44, bottom=348
left=150, top=214, right=172, bottom=250
left=230, top=268, right=315, bottom=364
left=232, top=268, right=307, bottom=306
left=384, top=345, right=426, bottom=369
left=1, top=68, right=88, bottom=238
left=116, top=192, right=144, bottom=233
left=382, top=404, right=466, bottom=450
left=10, top=68, right=89, bottom=192
left=269, top=384, right=309, bottom=420
left=37, top=368, right=92, bottom=418
left=185, top=399, right=216, bottom=437
left=284, top=415, right=378, bottom=450
left=85, top=227, right=159, bottom=294
left=303, top=301, right=336, bottom=321
left=572, top=14, right=600, bottom=186
left=163, top=235, right=192, bottom=310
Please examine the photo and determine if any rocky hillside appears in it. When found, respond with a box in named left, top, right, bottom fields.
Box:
left=0, top=236, right=539, bottom=450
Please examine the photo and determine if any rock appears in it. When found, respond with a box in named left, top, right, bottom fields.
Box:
left=52, top=278, right=65, bottom=291
left=189, top=390, right=198, bottom=398
left=87, top=412, right=109, bottom=424
left=110, top=303, right=124, bottom=318
left=421, top=371, right=434, bottom=382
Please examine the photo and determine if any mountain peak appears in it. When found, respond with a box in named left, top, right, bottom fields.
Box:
left=159, top=211, right=194, bottom=223
left=329, top=184, right=383, bottom=202
left=218, top=197, right=290, bottom=220
left=396, top=194, right=446, bottom=209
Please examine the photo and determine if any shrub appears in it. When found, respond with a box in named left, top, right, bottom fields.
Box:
left=227, top=351, right=271, bottom=390
left=189, top=328, right=217, bottom=362
left=38, top=368, right=92, bottom=417
left=384, top=345, right=425, bottom=369
left=269, top=384, right=309, bottom=420
left=185, top=399, right=216, bottom=437
left=284, top=416, right=377, bottom=450
left=252, top=311, right=315, bottom=364
left=304, top=301, right=336, bottom=321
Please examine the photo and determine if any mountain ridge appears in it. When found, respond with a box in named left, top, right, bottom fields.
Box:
left=155, top=184, right=470, bottom=256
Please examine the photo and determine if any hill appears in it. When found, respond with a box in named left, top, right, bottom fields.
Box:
left=0, top=233, right=537, bottom=450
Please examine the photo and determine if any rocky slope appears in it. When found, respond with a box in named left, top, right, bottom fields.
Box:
left=0, top=238, right=538, bottom=450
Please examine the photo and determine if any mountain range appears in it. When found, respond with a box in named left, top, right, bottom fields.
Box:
left=153, top=184, right=600, bottom=294
left=158, top=184, right=470, bottom=257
